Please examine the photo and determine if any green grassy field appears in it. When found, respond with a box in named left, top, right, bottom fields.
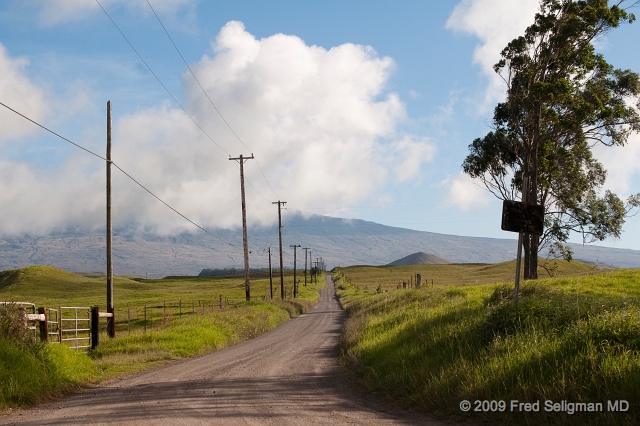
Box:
left=334, top=261, right=640, bottom=426
left=0, top=265, right=317, bottom=335
left=0, top=265, right=324, bottom=410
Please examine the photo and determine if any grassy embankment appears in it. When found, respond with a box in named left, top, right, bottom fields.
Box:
left=334, top=261, right=640, bottom=426
left=0, top=265, right=324, bottom=410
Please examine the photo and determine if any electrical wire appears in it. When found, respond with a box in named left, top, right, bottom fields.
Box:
left=110, top=163, right=241, bottom=248
left=260, top=213, right=279, bottom=255
left=289, top=201, right=500, bottom=211
left=0, top=100, right=241, bottom=249
left=145, top=0, right=248, bottom=153
left=95, top=0, right=231, bottom=157
left=145, top=0, right=280, bottom=200
left=1, top=101, right=107, bottom=162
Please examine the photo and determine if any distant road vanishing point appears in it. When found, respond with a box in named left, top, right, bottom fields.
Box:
left=1, top=275, right=443, bottom=426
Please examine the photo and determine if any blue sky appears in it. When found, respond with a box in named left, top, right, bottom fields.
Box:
left=1, top=0, right=640, bottom=251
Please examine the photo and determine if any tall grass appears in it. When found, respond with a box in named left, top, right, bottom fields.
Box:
left=0, top=304, right=96, bottom=408
left=335, top=265, right=640, bottom=426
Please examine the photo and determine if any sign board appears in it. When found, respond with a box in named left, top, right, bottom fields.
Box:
left=501, top=200, right=544, bottom=235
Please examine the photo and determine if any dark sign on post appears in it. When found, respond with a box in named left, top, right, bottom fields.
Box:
left=501, top=200, right=544, bottom=235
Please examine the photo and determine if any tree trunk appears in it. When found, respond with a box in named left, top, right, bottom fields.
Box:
left=523, top=234, right=531, bottom=279
left=524, top=99, right=541, bottom=280
left=530, top=234, right=539, bottom=278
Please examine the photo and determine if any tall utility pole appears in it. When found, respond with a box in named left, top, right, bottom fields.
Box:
left=229, top=154, right=254, bottom=301
left=272, top=201, right=287, bottom=299
left=309, top=249, right=313, bottom=283
left=268, top=247, right=273, bottom=299
left=303, top=247, right=309, bottom=287
left=106, top=101, right=115, bottom=338
left=290, top=245, right=301, bottom=297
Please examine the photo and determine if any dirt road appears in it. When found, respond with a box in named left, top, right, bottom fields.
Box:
left=2, top=275, right=444, bottom=425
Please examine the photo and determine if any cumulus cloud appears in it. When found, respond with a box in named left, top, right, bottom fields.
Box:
left=442, top=172, right=491, bottom=211
left=446, top=0, right=538, bottom=109
left=0, top=44, right=48, bottom=142
left=0, top=22, right=434, bottom=236
left=594, top=133, right=640, bottom=196
left=110, top=21, right=432, bottom=231
left=35, top=0, right=195, bottom=26
left=391, top=136, right=436, bottom=182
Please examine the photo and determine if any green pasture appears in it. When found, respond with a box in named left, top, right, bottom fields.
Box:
left=0, top=265, right=317, bottom=335
left=339, top=259, right=601, bottom=292
left=334, top=261, right=640, bottom=426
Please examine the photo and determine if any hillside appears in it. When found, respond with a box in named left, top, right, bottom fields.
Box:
left=1, top=213, right=640, bottom=275
left=387, top=252, right=452, bottom=266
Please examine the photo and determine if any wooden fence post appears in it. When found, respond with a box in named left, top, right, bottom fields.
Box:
left=38, top=307, right=49, bottom=343
left=91, top=306, right=99, bottom=349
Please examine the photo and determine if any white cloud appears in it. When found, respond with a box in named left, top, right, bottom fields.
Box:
left=442, top=172, right=491, bottom=211
left=0, top=44, right=48, bottom=142
left=446, top=0, right=538, bottom=109
left=35, top=0, right=195, bottom=26
left=594, top=132, right=640, bottom=196
left=391, top=136, right=436, bottom=182
left=0, top=157, right=104, bottom=235
left=0, top=22, right=434, bottom=236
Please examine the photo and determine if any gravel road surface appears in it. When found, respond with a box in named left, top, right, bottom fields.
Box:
left=1, top=275, right=446, bottom=425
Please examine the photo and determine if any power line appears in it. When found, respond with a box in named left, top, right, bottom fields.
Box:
left=145, top=0, right=249, bottom=154
left=290, top=202, right=500, bottom=211
left=0, top=100, right=240, bottom=249
left=0, top=101, right=107, bottom=161
left=254, top=158, right=280, bottom=200
left=281, top=219, right=497, bottom=228
left=145, top=0, right=280, bottom=200
left=111, top=162, right=240, bottom=248
left=94, top=0, right=230, bottom=157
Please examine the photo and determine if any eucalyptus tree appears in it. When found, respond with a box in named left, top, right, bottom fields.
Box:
left=463, top=0, right=640, bottom=278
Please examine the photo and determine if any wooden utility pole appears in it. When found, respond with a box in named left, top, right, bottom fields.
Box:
left=309, top=249, right=313, bottom=283
left=106, top=101, right=115, bottom=338
left=290, top=244, right=301, bottom=297
left=303, top=247, right=309, bottom=287
left=272, top=201, right=287, bottom=298
left=229, top=154, right=254, bottom=301
left=268, top=247, right=273, bottom=299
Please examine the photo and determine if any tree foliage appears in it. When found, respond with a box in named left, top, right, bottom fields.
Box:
left=463, top=0, right=640, bottom=278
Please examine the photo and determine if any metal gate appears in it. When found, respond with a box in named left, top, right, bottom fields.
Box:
left=59, top=306, right=91, bottom=351
left=45, top=308, right=61, bottom=344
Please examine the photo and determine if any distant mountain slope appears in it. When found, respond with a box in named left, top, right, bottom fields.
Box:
left=1, top=212, right=639, bottom=275
left=387, top=252, right=452, bottom=266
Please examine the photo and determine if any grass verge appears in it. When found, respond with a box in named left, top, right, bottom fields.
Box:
left=334, top=263, right=640, bottom=426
